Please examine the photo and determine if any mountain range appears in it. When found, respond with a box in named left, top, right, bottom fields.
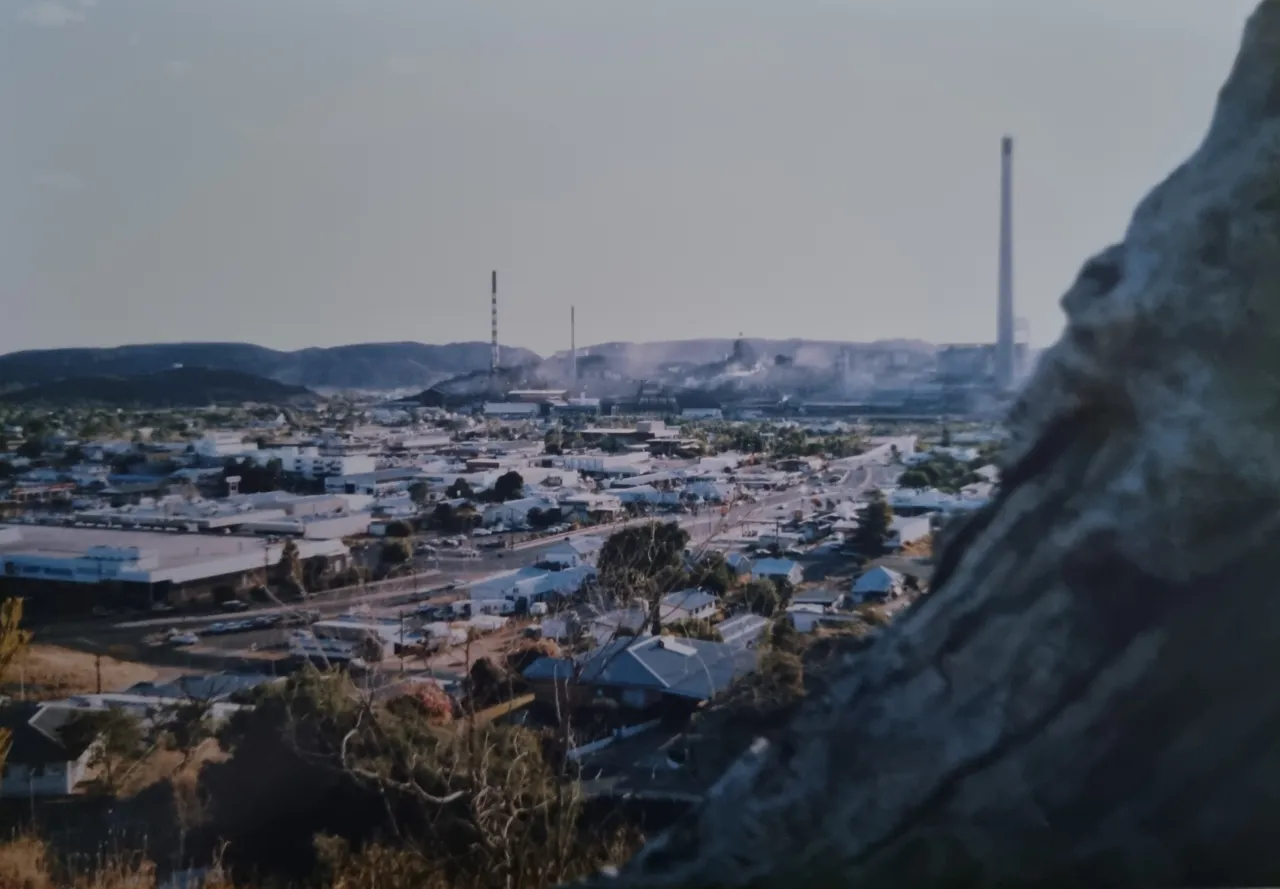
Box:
left=0, top=338, right=947, bottom=403
left=0, top=367, right=315, bottom=408
left=0, top=341, right=540, bottom=394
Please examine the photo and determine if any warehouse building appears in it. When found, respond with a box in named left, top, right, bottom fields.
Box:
left=0, top=524, right=349, bottom=616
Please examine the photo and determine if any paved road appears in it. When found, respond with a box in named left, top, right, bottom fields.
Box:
left=40, top=439, right=912, bottom=655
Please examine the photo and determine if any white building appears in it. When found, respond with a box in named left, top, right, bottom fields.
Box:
left=194, top=432, right=252, bottom=459
left=482, top=497, right=558, bottom=528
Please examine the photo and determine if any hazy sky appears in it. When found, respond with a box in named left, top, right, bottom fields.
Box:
left=2, top=0, right=1260, bottom=357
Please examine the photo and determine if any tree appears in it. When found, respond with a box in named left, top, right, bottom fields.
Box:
left=598, top=522, right=690, bottom=585
left=408, top=482, right=431, bottom=508
left=850, top=489, right=893, bottom=557
left=689, top=552, right=736, bottom=596
left=940, top=426, right=953, bottom=447
left=664, top=619, right=722, bottom=642
left=201, top=670, right=637, bottom=884
left=730, top=580, right=782, bottom=618
left=0, top=600, right=32, bottom=772
left=62, top=708, right=145, bottom=794
left=383, top=520, right=413, bottom=538
left=492, top=470, right=524, bottom=502
left=446, top=478, right=474, bottom=500
left=380, top=539, right=412, bottom=565
left=15, top=439, right=42, bottom=459
left=278, top=538, right=304, bottom=596
left=163, top=701, right=214, bottom=771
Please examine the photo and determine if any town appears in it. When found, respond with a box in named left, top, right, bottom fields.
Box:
left=0, top=396, right=1001, bottom=815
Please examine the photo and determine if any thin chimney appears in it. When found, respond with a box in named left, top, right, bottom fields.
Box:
left=571, top=305, right=577, bottom=386
left=995, top=136, right=1016, bottom=392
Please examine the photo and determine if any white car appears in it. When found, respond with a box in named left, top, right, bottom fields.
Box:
left=168, top=631, right=199, bottom=646
left=474, top=528, right=493, bottom=537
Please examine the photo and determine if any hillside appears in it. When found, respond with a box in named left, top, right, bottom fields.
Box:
left=0, top=341, right=542, bottom=392
left=0, top=367, right=316, bottom=407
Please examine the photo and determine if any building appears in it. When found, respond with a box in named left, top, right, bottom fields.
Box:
left=659, top=589, right=719, bottom=623
left=0, top=524, right=348, bottom=615
left=482, top=497, right=559, bottom=528
left=194, top=432, right=251, bottom=459
left=717, top=613, right=767, bottom=648
left=750, top=558, right=803, bottom=586
left=0, top=703, right=96, bottom=797
left=483, top=403, right=541, bottom=421
left=540, top=536, right=604, bottom=569
left=522, top=634, right=755, bottom=714
left=851, top=566, right=905, bottom=602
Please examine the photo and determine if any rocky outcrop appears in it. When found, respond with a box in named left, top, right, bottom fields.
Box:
left=579, top=3, right=1280, bottom=886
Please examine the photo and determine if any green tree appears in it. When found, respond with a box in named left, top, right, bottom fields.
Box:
left=380, top=539, right=413, bottom=565
left=446, top=478, right=475, bottom=500
left=62, top=708, right=145, bottom=794
left=408, top=482, right=431, bottom=508
left=851, top=489, right=894, bottom=557
left=383, top=520, right=413, bottom=538
left=730, top=580, right=782, bottom=617
left=664, top=618, right=722, bottom=642
left=15, top=439, right=42, bottom=459
left=689, top=552, right=736, bottom=596
left=491, top=470, right=525, bottom=502
left=278, top=538, right=304, bottom=596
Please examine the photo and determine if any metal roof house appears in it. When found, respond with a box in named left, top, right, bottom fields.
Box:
left=523, top=635, right=755, bottom=712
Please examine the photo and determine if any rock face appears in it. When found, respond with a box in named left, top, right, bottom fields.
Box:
left=580, top=3, right=1280, bottom=887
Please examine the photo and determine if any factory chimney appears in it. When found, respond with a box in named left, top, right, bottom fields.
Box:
left=490, top=270, right=500, bottom=385
left=995, top=136, right=1016, bottom=392
left=570, top=305, right=577, bottom=386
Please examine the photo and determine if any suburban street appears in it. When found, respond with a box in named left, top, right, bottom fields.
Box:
left=36, top=437, right=911, bottom=662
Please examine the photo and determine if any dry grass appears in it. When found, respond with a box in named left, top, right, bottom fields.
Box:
left=0, top=645, right=178, bottom=700
left=0, top=831, right=234, bottom=889
left=117, top=738, right=227, bottom=799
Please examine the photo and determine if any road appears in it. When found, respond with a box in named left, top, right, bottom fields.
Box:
left=40, top=437, right=912, bottom=657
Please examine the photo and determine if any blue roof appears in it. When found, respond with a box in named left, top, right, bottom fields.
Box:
left=560, top=635, right=754, bottom=701
left=125, top=672, right=276, bottom=702
left=661, top=589, right=719, bottom=616
left=718, top=613, right=768, bottom=647
left=752, top=558, right=799, bottom=576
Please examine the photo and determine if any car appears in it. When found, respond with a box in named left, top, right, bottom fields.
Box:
left=474, top=528, right=493, bottom=537
left=220, top=600, right=250, bottom=612
left=168, top=632, right=199, bottom=646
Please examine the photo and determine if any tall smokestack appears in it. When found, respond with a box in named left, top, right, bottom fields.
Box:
left=995, top=136, right=1016, bottom=392
left=570, top=305, right=577, bottom=386
left=490, top=270, right=500, bottom=384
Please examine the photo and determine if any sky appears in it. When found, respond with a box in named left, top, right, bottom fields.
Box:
left=2, top=0, right=1262, bottom=357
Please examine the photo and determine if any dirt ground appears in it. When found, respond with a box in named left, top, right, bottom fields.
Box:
left=1, top=644, right=190, bottom=700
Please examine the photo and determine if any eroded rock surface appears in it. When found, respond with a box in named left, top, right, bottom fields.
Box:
left=579, top=3, right=1280, bottom=886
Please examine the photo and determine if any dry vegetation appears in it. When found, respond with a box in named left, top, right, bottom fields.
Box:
left=0, top=645, right=174, bottom=700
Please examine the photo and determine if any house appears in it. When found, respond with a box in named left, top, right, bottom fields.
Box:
left=482, top=497, right=557, bottom=528
left=522, top=635, right=755, bottom=713
left=888, top=516, right=932, bottom=549
left=718, top=613, right=768, bottom=648
left=0, top=703, right=97, bottom=797
left=725, top=552, right=753, bottom=578
left=851, top=566, right=905, bottom=602
left=791, top=587, right=846, bottom=610
left=786, top=604, right=861, bottom=634
left=659, top=589, right=719, bottom=623
left=750, top=558, right=803, bottom=586
left=540, top=536, right=605, bottom=570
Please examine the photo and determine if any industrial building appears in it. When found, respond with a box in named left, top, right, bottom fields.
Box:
left=0, top=524, right=349, bottom=615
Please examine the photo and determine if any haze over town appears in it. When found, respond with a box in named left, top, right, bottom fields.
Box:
left=3, top=0, right=1257, bottom=355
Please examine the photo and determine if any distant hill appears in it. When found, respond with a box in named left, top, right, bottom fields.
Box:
left=0, top=367, right=315, bottom=408
left=0, top=341, right=543, bottom=392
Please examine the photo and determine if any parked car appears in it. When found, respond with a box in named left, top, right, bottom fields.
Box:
left=474, top=528, right=493, bottom=537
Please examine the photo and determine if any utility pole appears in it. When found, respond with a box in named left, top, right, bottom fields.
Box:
left=95, top=652, right=102, bottom=695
